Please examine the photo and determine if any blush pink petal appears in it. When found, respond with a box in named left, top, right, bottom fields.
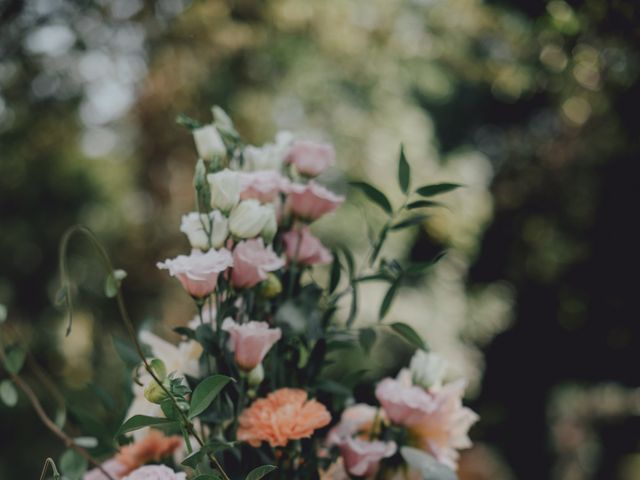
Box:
left=222, top=318, right=282, bottom=371
left=285, top=140, right=335, bottom=177
left=288, top=182, right=344, bottom=221
left=282, top=226, right=333, bottom=265
left=231, top=238, right=285, bottom=289
left=157, top=249, right=233, bottom=298
left=240, top=170, right=291, bottom=203
left=338, top=437, right=397, bottom=477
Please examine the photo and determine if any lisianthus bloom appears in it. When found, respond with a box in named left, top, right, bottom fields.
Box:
left=207, top=169, right=241, bottom=213
left=180, top=211, right=228, bottom=250
left=282, top=226, right=332, bottom=265
left=83, top=431, right=182, bottom=480
left=122, top=465, right=186, bottom=480
left=238, top=388, right=331, bottom=447
left=193, top=125, right=225, bottom=161
left=139, top=331, right=203, bottom=379
left=231, top=238, right=284, bottom=288
left=221, top=318, right=282, bottom=371
left=285, top=140, right=335, bottom=177
left=157, top=248, right=233, bottom=298
left=375, top=370, right=478, bottom=470
left=327, top=404, right=396, bottom=478
left=240, top=170, right=290, bottom=203
left=288, top=182, right=344, bottom=221
left=229, top=199, right=276, bottom=239
left=244, top=131, right=293, bottom=171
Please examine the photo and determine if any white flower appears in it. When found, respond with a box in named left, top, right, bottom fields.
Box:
left=123, top=465, right=186, bottom=480
left=179, top=211, right=228, bottom=250
left=243, top=131, right=293, bottom=171
left=229, top=199, right=276, bottom=239
left=207, top=169, right=241, bottom=213
left=409, top=351, right=448, bottom=390
left=193, top=125, right=225, bottom=161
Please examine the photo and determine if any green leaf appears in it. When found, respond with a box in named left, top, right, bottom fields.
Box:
left=104, top=269, right=127, bottom=298
left=398, top=145, right=411, bottom=194
left=415, top=183, right=461, bottom=197
left=390, top=215, right=428, bottom=231
left=407, top=200, right=444, bottom=210
left=59, top=449, right=87, bottom=480
left=173, top=326, right=196, bottom=340
left=354, top=273, right=395, bottom=283
left=358, top=328, right=377, bottom=353
left=379, top=282, right=400, bottom=320
left=188, top=375, right=233, bottom=419
left=329, top=253, right=341, bottom=294
left=3, top=344, right=26, bottom=374
left=176, top=113, right=203, bottom=130
left=0, top=380, right=18, bottom=407
left=192, top=475, right=223, bottom=480
left=246, top=465, right=278, bottom=480
left=350, top=181, right=393, bottom=214
left=404, top=251, right=448, bottom=276
left=116, top=415, right=178, bottom=436
left=182, top=440, right=237, bottom=469
left=390, top=323, right=427, bottom=350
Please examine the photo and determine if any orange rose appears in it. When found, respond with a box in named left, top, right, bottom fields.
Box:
left=237, top=388, right=331, bottom=447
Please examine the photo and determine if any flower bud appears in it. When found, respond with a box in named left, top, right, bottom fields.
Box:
left=247, top=363, right=265, bottom=388
left=207, top=169, right=241, bottom=213
left=193, top=125, right=226, bottom=161
left=409, top=350, right=448, bottom=390
left=144, top=378, right=170, bottom=405
left=259, top=273, right=282, bottom=299
left=229, top=199, right=273, bottom=239
left=260, top=205, right=278, bottom=244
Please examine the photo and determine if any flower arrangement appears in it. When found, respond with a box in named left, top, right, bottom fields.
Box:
left=0, top=107, right=477, bottom=480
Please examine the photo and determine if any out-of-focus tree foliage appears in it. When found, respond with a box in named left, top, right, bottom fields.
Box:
left=1, top=0, right=639, bottom=479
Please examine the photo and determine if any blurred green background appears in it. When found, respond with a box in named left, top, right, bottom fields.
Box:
left=1, top=0, right=639, bottom=479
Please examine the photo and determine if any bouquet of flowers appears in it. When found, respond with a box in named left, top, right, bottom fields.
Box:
left=0, top=107, right=477, bottom=480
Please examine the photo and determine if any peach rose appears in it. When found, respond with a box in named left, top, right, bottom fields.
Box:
left=282, top=226, right=332, bottom=265
left=285, top=140, right=335, bottom=177
left=231, top=238, right=285, bottom=289
left=221, top=318, right=282, bottom=371
left=375, top=370, right=478, bottom=470
left=240, top=170, right=290, bottom=203
left=157, top=248, right=233, bottom=298
left=288, top=182, right=344, bottom=221
left=83, top=431, right=181, bottom=480
left=238, top=388, right=331, bottom=447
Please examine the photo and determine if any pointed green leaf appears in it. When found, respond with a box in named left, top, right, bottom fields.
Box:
left=390, top=215, right=428, bottom=231
left=415, top=183, right=461, bottom=197
left=3, top=344, right=26, bottom=374
left=407, top=200, right=444, bottom=210
left=0, top=380, right=18, bottom=407
left=358, top=328, right=377, bottom=353
left=116, top=415, right=178, bottom=436
left=390, top=323, right=427, bottom=350
left=246, top=465, right=278, bottom=480
left=350, top=181, right=393, bottom=214
left=398, top=145, right=410, bottom=193
left=59, top=449, right=87, bottom=480
left=379, top=282, right=400, bottom=320
left=189, top=375, right=233, bottom=419
left=175, top=113, right=203, bottom=130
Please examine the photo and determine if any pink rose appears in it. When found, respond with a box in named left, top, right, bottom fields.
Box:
left=288, top=182, right=344, bottom=221
left=157, top=249, right=233, bottom=298
left=375, top=370, right=479, bottom=470
left=285, top=140, right=335, bottom=177
left=231, top=238, right=285, bottom=289
left=122, top=465, right=186, bottom=480
left=338, top=437, right=397, bottom=477
left=221, top=318, right=282, bottom=371
left=328, top=404, right=396, bottom=478
left=240, top=170, right=290, bottom=203
left=282, top=226, right=332, bottom=265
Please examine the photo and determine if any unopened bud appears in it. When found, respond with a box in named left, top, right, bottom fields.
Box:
left=259, top=273, right=282, bottom=299
left=144, top=378, right=169, bottom=404
left=247, top=363, right=265, bottom=388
